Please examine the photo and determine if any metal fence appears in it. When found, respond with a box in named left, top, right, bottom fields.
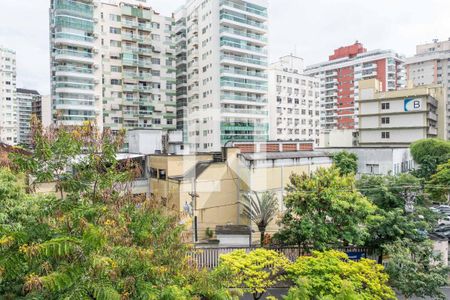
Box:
left=188, top=246, right=373, bottom=269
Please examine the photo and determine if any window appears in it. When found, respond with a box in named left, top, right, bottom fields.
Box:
left=381, top=103, right=390, bottom=110
left=150, top=168, right=158, bottom=178
left=366, top=164, right=380, bottom=174
left=381, top=117, right=390, bottom=124
left=381, top=132, right=390, bottom=139
left=110, top=40, right=121, bottom=47
left=158, top=169, right=166, bottom=180
left=109, top=27, right=121, bottom=34
left=111, top=66, right=122, bottom=72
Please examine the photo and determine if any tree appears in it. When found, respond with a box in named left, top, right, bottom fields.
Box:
left=358, top=174, right=437, bottom=263
left=427, top=159, right=450, bottom=203
left=11, top=120, right=136, bottom=203
left=410, top=138, right=450, bottom=179
left=332, top=151, right=358, bottom=176
left=242, top=191, right=278, bottom=247
left=286, top=250, right=396, bottom=300
left=275, top=168, right=374, bottom=249
left=384, top=239, right=449, bottom=300
left=357, top=173, right=426, bottom=209
left=217, top=249, right=290, bottom=300
left=1, top=126, right=236, bottom=299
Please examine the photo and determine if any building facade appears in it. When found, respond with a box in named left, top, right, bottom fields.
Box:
left=305, top=42, right=405, bottom=132
left=149, top=147, right=332, bottom=242
left=405, top=39, right=450, bottom=139
left=268, top=55, right=320, bottom=145
left=17, top=89, right=41, bottom=147
left=174, top=0, right=269, bottom=152
left=358, top=79, right=446, bottom=147
left=0, top=46, right=17, bottom=145
left=50, top=0, right=176, bottom=133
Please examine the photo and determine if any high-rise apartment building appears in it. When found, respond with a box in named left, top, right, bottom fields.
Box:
left=17, top=88, right=41, bottom=147
left=405, top=39, right=450, bottom=139
left=174, top=0, right=269, bottom=152
left=305, top=42, right=405, bottom=132
left=50, top=0, right=176, bottom=132
left=0, top=46, right=17, bottom=145
left=268, top=55, right=320, bottom=145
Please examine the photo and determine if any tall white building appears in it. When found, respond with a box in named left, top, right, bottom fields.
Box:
left=405, top=39, right=450, bottom=139
left=17, top=88, right=41, bottom=147
left=268, top=55, right=320, bottom=145
left=0, top=46, right=17, bottom=145
left=174, top=0, right=269, bottom=152
left=50, top=0, right=176, bottom=133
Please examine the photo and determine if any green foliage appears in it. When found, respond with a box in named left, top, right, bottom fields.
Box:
left=427, top=159, right=450, bottom=203
left=217, top=248, right=290, bottom=300
left=384, top=239, right=449, bottom=300
left=286, top=250, right=396, bottom=300
left=242, top=191, right=278, bottom=246
left=357, top=173, right=425, bottom=209
left=332, top=151, right=358, bottom=176
left=0, top=125, right=235, bottom=299
left=358, top=174, right=437, bottom=261
left=410, top=138, right=450, bottom=179
left=275, top=168, right=374, bottom=249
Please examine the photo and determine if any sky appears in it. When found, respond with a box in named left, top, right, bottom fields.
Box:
left=0, top=0, right=449, bottom=95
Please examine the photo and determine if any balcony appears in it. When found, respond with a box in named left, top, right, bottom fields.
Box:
left=220, top=12, right=267, bottom=31
left=138, top=22, right=152, bottom=31
left=55, top=65, right=94, bottom=78
left=221, top=108, right=268, bottom=116
left=220, top=0, right=268, bottom=18
left=122, top=20, right=138, bottom=28
left=54, top=32, right=94, bottom=48
left=54, top=0, right=93, bottom=19
left=221, top=94, right=267, bottom=103
left=220, top=68, right=267, bottom=79
left=221, top=80, right=267, bottom=92
left=220, top=40, right=267, bottom=55
left=221, top=54, right=267, bottom=67
left=54, top=49, right=94, bottom=63
left=220, top=27, right=267, bottom=43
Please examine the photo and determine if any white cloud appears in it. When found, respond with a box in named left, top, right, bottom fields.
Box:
left=0, top=0, right=448, bottom=95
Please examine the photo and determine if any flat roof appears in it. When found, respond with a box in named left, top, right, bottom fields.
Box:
left=239, top=151, right=331, bottom=161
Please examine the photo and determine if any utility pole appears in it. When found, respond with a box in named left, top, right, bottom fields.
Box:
left=189, top=177, right=199, bottom=243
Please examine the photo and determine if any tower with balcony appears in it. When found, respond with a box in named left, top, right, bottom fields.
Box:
left=175, top=0, right=269, bottom=152
left=50, top=0, right=99, bottom=126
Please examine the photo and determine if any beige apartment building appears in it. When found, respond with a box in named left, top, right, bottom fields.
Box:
left=148, top=146, right=332, bottom=242
left=50, top=0, right=176, bottom=133
left=358, top=79, right=447, bottom=147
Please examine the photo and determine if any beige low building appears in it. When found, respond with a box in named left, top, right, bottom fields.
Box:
left=358, top=79, right=447, bottom=147
left=149, top=147, right=333, bottom=243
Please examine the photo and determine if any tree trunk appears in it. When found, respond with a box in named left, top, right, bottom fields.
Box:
left=378, top=248, right=383, bottom=264
left=260, top=229, right=265, bottom=247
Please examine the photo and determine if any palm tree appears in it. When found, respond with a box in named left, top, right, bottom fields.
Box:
left=242, top=191, right=279, bottom=247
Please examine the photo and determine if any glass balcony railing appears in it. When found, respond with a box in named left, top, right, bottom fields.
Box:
left=220, top=40, right=267, bottom=54
left=221, top=123, right=268, bottom=131
left=221, top=108, right=268, bottom=115
left=221, top=54, right=267, bottom=66
left=221, top=80, right=267, bottom=91
left=55, top=32, right=94, bottom=43
left=220, top=0, right=268, bottom=17
left=55, top=49, right=93, bottom=58
left=220, top=13, right=267, bottom=29
left=54, top=0, right=93, bottom=18
left=220, top=27, right=267, bottom=42
left=55, top=65, right=93, bottom=74
left=220, top=94, right=267, bottom=103
left=55, top=82, right=94, bottom=90
left=220, top=68, right=267, bottom=78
